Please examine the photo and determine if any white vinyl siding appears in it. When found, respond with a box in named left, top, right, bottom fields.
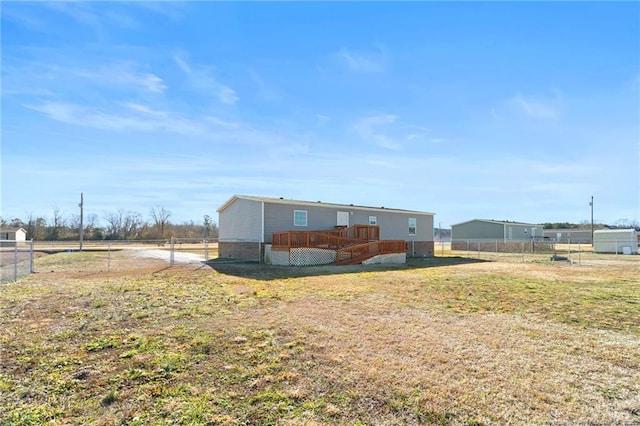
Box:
left=294, top=210, right=307, bottom=227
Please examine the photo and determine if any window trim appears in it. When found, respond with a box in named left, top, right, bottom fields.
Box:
left=408, top=217, right=417, bottom=235
left=293, top=210, right=308, bottom=227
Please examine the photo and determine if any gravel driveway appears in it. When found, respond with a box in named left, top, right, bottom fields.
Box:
left=133, top=249, right=206, bottom=265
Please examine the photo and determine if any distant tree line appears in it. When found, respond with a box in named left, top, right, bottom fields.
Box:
left=0, top=207, right=218, bottom=241
left=543, top=219, right=640, bottom=231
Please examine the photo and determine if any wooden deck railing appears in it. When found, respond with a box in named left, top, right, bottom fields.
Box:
left=338, top=224, right=380, bottom=241
left=336, top=240, right=407, bottom=265
left=271, top=231, right=367, bottom=251
left=271, top=225, right=380, bottom=251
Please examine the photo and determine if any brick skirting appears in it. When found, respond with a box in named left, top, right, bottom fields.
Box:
left=218, top=241, right=261, bottom=261
left=406, top=241, right=434, bottom=257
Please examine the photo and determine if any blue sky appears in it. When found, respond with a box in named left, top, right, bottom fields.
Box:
left=2, top=1, right=639, bottom=228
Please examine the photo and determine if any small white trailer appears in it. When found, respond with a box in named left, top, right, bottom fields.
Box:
left=593, top=229, right=638, bottom=254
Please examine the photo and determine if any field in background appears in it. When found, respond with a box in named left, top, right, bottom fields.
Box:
left=1, top=250, right=639, bottom=425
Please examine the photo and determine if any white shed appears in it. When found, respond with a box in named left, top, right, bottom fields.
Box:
left=593, top=229, right=638, bottom=254
left=0, top=228, right=27, bottom=247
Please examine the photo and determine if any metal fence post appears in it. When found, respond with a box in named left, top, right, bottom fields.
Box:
left=578, top=242, right=581, bottom=266
left=521, top=241, right=525, bottom=262
left=13, top=245, right=18, bottom=282
left=204, top=239, right=209, bottom=260
left=170, top=237, right=175, bottom=266
left=30, top=239, right=34, bottom=273
left=107, top=242, right=111, bottom=272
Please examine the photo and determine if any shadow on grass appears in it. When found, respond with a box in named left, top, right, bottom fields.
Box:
left=204, top=256, right=489, bottom=281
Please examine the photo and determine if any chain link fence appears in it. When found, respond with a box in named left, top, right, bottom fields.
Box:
left=1, top=239, right=219, bottom=282
left=438, top=239, right=638, bottom=265
left=168, top=238, right=217, bottom=266
left=0, top=240, right=34, bottom=283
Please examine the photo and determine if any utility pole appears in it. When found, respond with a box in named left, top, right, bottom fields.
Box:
left=589, top=195, right=594, bottom=244
left=79, top=192, right=84, bottom=251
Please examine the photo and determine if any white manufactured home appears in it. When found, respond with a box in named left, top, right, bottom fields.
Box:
left=217, top=195, right=435, bottom=265
left=593, top=229, right=638, bottom=254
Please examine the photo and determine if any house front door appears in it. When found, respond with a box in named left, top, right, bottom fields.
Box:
left=337, top=211, right=349, bottom=227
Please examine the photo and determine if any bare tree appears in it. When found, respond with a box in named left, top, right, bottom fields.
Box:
left=85, top=213, right=102, bottom=239
left=150, top=207, right=172, bottom=239
left=69, top=214, right=81, bottom=234
left=104, top=209, right=145, bottom=239
left=47, top=208, right=66, bottom=240
left=122, top=211, right=144, bottom=239
left=25, top=213, right=36, bottom=239
left=614, top=218, right=640, bottom=230
left=10, top=218, right=25, bottom=228
left=104, top=210, right=123, bottom=239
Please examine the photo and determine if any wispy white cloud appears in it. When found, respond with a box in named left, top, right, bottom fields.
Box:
left=353, top=114, right=439, bottom=150
left=354, top=113, right=402, bottom=150
left=2, top=59, right=166, bottom=96
left=0, top=4, right=48, bottom=30
left=23, top=100, right=306, bottom=152
left=336, top=45, right=386, bottom=73
left=173, top=55, right=238, bottom=105
left=508, top=92, right=562, bottom=119
left=173, top=55, right=192, bottom=74
left=248, top=70, right=281, bottom=102
left=122, top=102, right=168, bottom=117
left=315, top=114, right=331, bottom=126
left=72, top=63, right=167, bottom=93
left=25, top=102, right=202, bottom=134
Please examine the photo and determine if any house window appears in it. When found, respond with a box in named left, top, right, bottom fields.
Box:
left=408, top=218, right=417, bottom=235
left=369, top=216, right=377, bottom=225
left=294, top=210, right=307, bottom=227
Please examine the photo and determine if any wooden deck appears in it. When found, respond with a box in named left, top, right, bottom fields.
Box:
left=271, top=225, right=406, bottom=264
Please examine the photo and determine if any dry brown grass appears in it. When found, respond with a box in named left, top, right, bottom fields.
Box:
left=1, top=251, right=638, bottom=425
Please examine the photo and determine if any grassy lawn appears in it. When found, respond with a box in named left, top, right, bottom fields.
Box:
left=1, top=252, right=639, bottom=425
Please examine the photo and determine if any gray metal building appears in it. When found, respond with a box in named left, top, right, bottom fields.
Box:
left=542, top=229, right=593, bottom=243
left=451, top=219, right=543, bottom=242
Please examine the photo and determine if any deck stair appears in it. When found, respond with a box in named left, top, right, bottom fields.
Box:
left=335, top=240, right=408, bottom=265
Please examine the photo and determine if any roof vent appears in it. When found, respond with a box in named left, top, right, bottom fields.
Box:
left=279, top=197, right=284, bottom=199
